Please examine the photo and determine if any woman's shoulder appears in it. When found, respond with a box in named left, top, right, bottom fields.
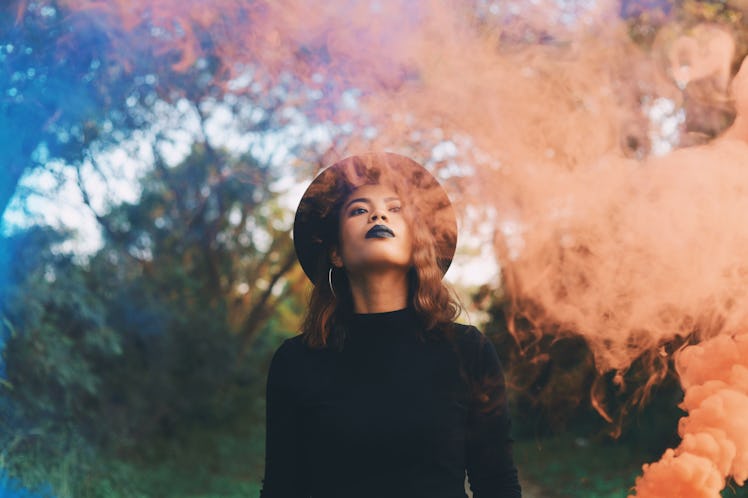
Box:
left=442, top=322, right=503, bottom=374
left=266, top=334, right=315, bottom=387
left=270, top=333, right=333, bottom=364
left=272, top=334, right=310, bottom=360
left=450, top=321, right=483, bottom=337
left=443, top=321, right=489, bottom=349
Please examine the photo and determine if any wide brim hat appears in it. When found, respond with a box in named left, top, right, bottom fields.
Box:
left=293, top=152, right=457, bottom=284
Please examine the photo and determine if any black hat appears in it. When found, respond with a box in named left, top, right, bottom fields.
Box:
left=293, top=152, right=457, bottom=284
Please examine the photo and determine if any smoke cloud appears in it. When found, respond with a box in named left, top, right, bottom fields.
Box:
left=631, top=333, right=748, bottom=497
left=49, top=0, right=748, bottom=495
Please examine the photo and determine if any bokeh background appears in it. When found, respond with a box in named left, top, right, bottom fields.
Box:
left=2, top=0, right=748, bottom=497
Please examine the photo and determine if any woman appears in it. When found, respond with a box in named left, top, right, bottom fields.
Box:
left=260, top=152, right=522, bottom=498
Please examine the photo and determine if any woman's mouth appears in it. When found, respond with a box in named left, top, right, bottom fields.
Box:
left=366, top=224, right=395, bottom=239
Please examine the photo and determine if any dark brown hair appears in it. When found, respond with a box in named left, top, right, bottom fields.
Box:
left=299, top=154, right=460, bottom=350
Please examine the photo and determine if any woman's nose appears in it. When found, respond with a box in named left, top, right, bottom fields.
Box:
left=370, top=211, right=387, bottom=222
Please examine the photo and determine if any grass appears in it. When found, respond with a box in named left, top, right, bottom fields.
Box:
left=78, top=398, right=267, bottom=498
left=86, top=423, right=748, bottom=498
left=19, top=407, right=736, bottom=498
left=514, top=433, right=748, bottom=498
left=514, top=434, right=644, bottom=498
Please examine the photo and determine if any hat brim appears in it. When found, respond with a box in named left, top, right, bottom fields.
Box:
left=293, top=152, right=457, bottom=284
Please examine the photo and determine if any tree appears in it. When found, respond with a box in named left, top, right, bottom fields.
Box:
left=1, top=135, right=305, bottom=496
left=1, top=226, right=123, bottom=495
left=1, top=0, right=155, bottom=218
left=90, top=136, right=304, bottom=352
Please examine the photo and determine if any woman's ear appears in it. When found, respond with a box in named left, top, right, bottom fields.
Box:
left=329, top=247, right=344, bottom=268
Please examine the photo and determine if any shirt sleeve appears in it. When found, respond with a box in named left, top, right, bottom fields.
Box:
left=259, top=340, right=308, bottom=498
left=464, top=328, right=522, bottom=498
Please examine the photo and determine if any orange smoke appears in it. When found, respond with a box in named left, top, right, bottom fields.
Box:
left=40, top=1, right=748, bottom=495
left=630, top=333, right=748, bottom=497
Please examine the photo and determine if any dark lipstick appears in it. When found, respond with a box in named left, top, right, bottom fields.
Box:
left=366, top=224, right=395, bottom=239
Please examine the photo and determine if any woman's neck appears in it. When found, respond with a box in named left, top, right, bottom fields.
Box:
left=347, top=269, right=409, bottom=314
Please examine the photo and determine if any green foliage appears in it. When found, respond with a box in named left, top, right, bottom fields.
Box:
left=51, top=320, right=289, bottom=498
left=1, top=226, right=122, bottom=495
left=0, top=137, right=304, bottom=496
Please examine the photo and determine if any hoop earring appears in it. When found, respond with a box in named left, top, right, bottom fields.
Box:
left=328, top=267, right=336, bottom=298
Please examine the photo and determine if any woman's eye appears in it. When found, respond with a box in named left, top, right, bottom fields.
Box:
left=350, top=207, right=367, bottom=216
left=389, top=206, right=401, bottom=213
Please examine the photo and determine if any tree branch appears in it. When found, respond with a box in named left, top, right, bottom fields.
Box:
left=237, top=248, right=298, bottom=358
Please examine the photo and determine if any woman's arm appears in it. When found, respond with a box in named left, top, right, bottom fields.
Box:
left=465, top=329, right=522, bottom=498
left=259, top=340, right=308, bottom=498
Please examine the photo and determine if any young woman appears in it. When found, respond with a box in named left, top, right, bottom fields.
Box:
left=260, top=152, right=522, bottom=498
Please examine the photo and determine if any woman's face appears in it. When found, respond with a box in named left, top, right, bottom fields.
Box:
left=332, top=183, right=413, bottom=275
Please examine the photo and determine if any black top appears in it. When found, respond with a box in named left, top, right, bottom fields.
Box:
left=259, top=308, right=522, bottom=498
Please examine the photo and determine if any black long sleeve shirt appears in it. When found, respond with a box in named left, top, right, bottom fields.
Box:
left=260, top=307, right=522, bottom=498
